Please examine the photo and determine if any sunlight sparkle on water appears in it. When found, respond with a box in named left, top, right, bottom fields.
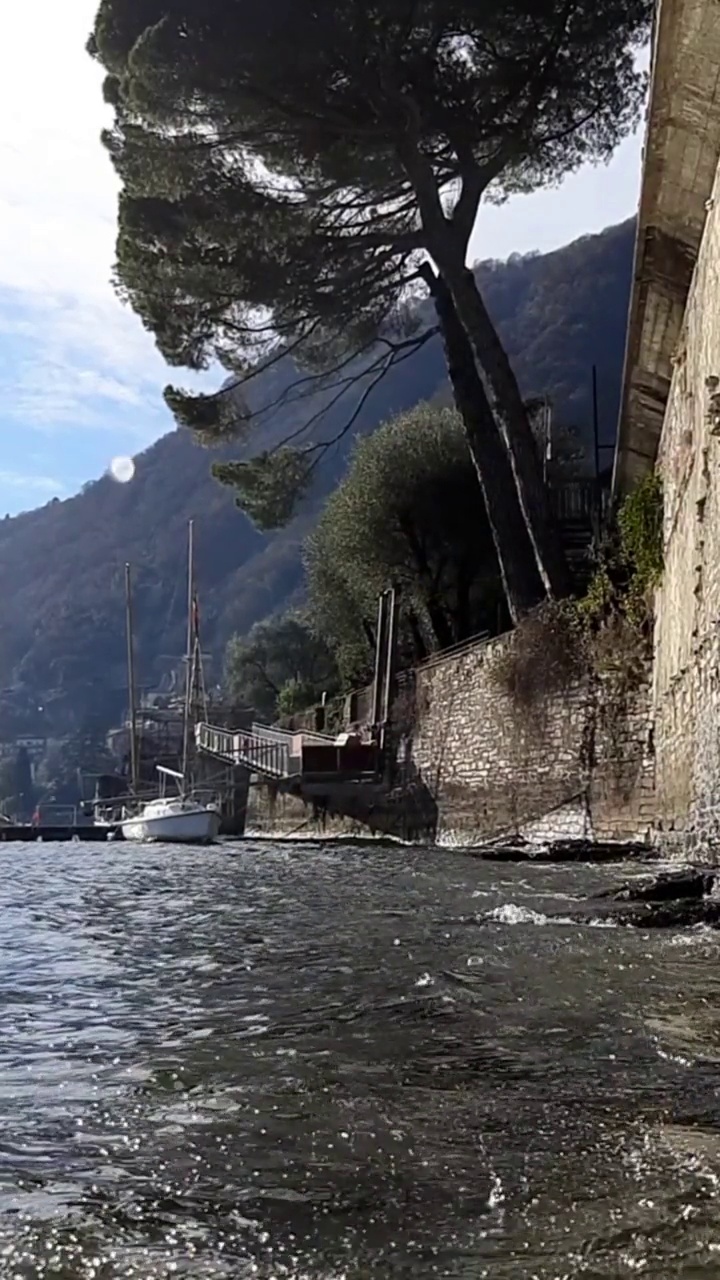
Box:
left=109, top=456, right=136, bottom=484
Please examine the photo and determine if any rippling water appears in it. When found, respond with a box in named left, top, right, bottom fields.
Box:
left=2, top=840, right=720, bottom=1277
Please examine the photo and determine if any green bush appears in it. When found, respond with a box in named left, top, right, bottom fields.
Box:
left=617, top=472, right=664, bottom=624
left=582, top=472, right=663, bottom=628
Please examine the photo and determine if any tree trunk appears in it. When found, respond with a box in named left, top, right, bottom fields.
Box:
left=361, top=618, right=376, bottom=652
left=452, top=561, right=472, bottom=642
left=430, top=271, right=545, bottom=623
left=425, top=598, right=454, bottom=651
left=405, top=607, right=428, bottom=662
left=397, top=139, right=568, bottom=598
left=438, top=262, right=570, bottom=598
left=398, top=512, right=457, bottom=651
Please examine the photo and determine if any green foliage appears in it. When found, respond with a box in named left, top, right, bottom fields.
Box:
left=496, top=475, right=664, bottom=718
left=14, top=748, right=35, bottom=820
left=0, top=760, right=15, bottom=812
left=618, top=472, right=664, bottom=609
left=213, top=449, right=313, bottom=531
left=91, top=0, right=649, bottom=361
left=224, top=612, right=338, bottom=722
left=0, top=748, right=38, bottom=821
left=277, top=678, right=319, bottom=719
left=36, top=719, right=116, bottom=808
left=303, top=552, right=377, bottom=688
left=306, top=404, right=505, bottom=681
left=582, top=472, right=664, bottom=629
left=578, top=563, right=616, bottom=623
left=91, top=0, right=648, bottom=558
left=164, top=387, right=247, bottom=442
left=489, top=601, right=589, bottom=709
left=0, top=221, right=635, bottom=729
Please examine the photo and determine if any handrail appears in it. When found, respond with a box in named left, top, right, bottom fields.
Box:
left=195, top=723, right=297, bottom=777
left=252, top=721, right=335, bottom=744
left=411, top=629, right=493, bottom=674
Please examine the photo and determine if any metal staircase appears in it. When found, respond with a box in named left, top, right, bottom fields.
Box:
left=195, top=721, right=334, bottom=780
left=551, top=478, right=608, bottom=589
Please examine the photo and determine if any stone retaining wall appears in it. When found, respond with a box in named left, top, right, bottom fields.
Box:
left=247, top=632, right=656, bottom=847
left=402, top=635, right=655, bottom=846
left=652, top=156, right=720, bottom=857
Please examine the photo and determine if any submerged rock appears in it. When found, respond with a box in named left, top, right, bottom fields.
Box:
left=570, top=868, right=720, bottom=929
left=601, top=869, right=715, bottom=903
left=473, top=838, right=653, bottom=864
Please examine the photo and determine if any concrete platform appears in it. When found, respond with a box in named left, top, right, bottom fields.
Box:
left=0, top=824, right=120, bottom=843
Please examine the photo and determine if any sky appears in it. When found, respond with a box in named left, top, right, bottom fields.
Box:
left=0, top=0, right=645, bottom=518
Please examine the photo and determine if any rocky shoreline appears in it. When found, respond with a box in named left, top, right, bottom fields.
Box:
left=467, top=839, right=720, bottom=929
left=574, top=869, right=720, bottom=929
left=469, top=837, right=655, bottom=864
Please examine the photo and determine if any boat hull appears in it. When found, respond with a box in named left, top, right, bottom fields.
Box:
left=121, top=807, right=221, bottom=844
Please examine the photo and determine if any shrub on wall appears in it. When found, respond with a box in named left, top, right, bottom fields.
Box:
left=616, top=472, right=664, bottom=625
left=583, top=472, right=664, bottom=630
left=489, top=600, right=589, bottom=708
left=492, top=475, right=663, bottom=715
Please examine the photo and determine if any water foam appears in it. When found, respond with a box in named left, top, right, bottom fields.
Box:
left=484, top=903, right=617, bottom=929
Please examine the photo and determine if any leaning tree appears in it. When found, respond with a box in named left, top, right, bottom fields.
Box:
left=112, top=173, right=545, bottom=619
left=90, top=0, right=650, bottom=597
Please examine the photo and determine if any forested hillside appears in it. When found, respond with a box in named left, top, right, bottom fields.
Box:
left=0, top=219, right=634, bottom=734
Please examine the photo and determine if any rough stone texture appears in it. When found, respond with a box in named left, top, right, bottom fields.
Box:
left=245, top=784, right=369, bottom=839
left=403, top=636, right=655, bottom=847
left=247, top=634, right=656, bottom=847
left=245, top=784, right=310, bottom=837
left=653, top=157, right=720, bottom=858
left=614, top=0, right=720, bottom=497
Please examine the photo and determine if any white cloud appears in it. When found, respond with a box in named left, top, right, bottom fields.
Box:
left=0, top=0, right=189, bottom=456
left=0, top=0, right=118, bottom=300
left=0, top=468, right=64, bottom=494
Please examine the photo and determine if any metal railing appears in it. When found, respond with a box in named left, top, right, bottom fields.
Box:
left=550, top=477, right=610, bottom=524
left=196, top=724, right=235, bottom=761
left=252, top=721, right=335, bottom=744
left=195, top=723, right=296, bottom=778
left=31, top=804, right=90, bottom=827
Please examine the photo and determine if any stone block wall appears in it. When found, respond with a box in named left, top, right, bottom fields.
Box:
left=402, top=636, right=655, bottom=846
left=246, top=633, right=655, bottom=847
left=245, top=783, right=372, bottom=839
left=653, top=158, right=720, bottom=855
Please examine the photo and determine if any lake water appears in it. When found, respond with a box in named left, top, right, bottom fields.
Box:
left=1, top=839, right=720, bottom=1277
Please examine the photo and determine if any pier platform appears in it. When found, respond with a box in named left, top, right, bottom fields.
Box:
left=0, top=824, right=120, bottom=843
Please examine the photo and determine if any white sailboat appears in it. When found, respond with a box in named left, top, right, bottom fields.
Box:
left=121, top=521, right=221, bottom=845
left=120, top=767, right=221, bottom=844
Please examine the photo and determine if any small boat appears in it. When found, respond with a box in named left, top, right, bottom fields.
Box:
left=121, top=769, right=220, bottom=844
left=120, top=520, right=221, bottom=845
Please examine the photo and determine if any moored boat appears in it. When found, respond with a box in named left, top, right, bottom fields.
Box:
left=121, top=792, right=220, bottom=844
left=121, top=520, right=223, bottom=845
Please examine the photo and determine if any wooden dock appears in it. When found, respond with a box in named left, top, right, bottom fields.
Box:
left=0, top=824, right=120, bottom=843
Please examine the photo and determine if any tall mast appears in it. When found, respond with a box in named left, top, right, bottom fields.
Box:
left=124, top=562, right=139, bottom=794
left=181, top=519, right=194, bottom=789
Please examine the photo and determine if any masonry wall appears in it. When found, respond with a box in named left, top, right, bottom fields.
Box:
left=402, top=636, right=655, bottom=846
left=246, top=633, right=656, bottom=846
left=652, top=156, right=720, bottom=856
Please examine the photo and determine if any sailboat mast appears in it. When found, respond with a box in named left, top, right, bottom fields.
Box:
left=124, top=562, right=139, bottom=793
left=181, top=520, right=195, bottom=788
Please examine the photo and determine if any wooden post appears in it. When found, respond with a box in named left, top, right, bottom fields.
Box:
left=371, top=590, right=388, bottom=729
left=382, top=587, right=398, bottom=724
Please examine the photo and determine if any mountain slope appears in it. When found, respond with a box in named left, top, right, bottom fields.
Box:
left=0, top=219, right=635, bottom=734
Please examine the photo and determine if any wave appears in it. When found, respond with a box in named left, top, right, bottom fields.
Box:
left=482, top=903, right=617, bottom=928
